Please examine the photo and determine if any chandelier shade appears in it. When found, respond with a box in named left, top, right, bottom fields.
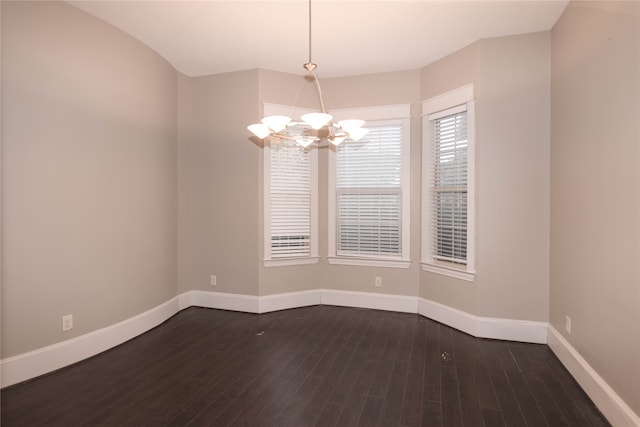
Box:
left=330, top=135, right=347, bottom=146
left=300, top=112, right=333, bottom=130
left=247, top=123, right=270, bottom=139
left=261, top=115, right=292, bottom=132
left=338, top=119, right=365, bottom=133
left=247, top=0, right=368, bottom=147
left=344, top=126, right=369, bottom=142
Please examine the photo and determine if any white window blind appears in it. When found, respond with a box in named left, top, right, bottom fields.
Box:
left=430, top=107, right=468, bottom=264
left=336, top=124, right=403, bottom=257
left=269, top=140, right=311, bottom=258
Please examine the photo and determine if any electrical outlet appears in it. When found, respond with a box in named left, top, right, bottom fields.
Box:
left=565, top=315, right=571, bottom=334
left=62, top=314, right=73, bottom=332
left=210, top=275, right=217, bottom=286
left=374, top=276, right=382, bottom=287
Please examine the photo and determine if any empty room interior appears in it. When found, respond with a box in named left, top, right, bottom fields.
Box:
left=1, top=0, right=639, bottom=425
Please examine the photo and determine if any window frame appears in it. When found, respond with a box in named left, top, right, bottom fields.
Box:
left=421, top=84, right=476, bottom=281
left=263, top=103, right=319, bottom=267
left=328, top=104, right=411, bottom=268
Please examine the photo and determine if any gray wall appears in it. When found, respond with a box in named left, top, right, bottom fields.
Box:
left=1, top=1, right=178, bottom=357
left=184, top=71, right=260, bottom=296
left=419, top=32, right=551, bottom=322
left=550, top=0, right=640, bottom=414
left=476, top=32, right=551, bottom=321
left=177, top=72, right=192, bottom=293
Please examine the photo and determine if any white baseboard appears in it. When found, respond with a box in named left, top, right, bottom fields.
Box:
left=417, top=298, right=548, bottom=344
left=258, top=289, right=321, bottom=313
left=0, top=296, right=182, bottom=388
left=321, top=289, right=418, bottom=313
left=190, top=290, right=259, bottom=313
left=190, top=289, right=417, bottom=315
left=418, top=297, right=476, bottom=336
left=548, top=326, right=640, bottom=427
left=1, top=289, right=548, bottom=390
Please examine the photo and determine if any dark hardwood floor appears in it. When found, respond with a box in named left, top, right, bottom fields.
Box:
left=1, top=305, right=609, bottom=426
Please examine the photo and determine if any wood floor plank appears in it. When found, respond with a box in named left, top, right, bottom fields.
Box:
left=521, top=371, right=571, bottom=427
left=315, top=402, right=343, bottom=427
left=482, top=409, right=506, bottom=427
left=422, top=399, right=443, bottom=427
left=358, top=396, right=384, bottom=427
left=377, top=358, right=410, bottom=427
left=268, top=312, right=350, bottom=425
left=368, top=315, right=401, bottom=398
left=336, top=389, right=367, bottom=427
left=490, top=369, right=528, bottom=427
left=456, top=360, right=484, bottom=427
left=400, top=318, right=426, bottom=427
left=0, top=306, right=611, bottom=427
left=440, top=364, right=463, bottom=427
left=504, top=368, right=549, bottom=427
left=422, top=320, right=442, bottom=404
left=327, top=317, right=374, bottom=405
left=471, top=343, right=502, bottom=412
left=288, top=352, right=345, bottom=426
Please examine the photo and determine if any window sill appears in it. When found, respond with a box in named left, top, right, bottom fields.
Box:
left=421, top=261, right=475, bottom=282
left=264, top=257, right=320, bottom=268
left=328, top=257, right=411, bottom=269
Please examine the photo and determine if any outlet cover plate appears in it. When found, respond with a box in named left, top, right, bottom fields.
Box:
left=62, top=314, right=73, bottom=332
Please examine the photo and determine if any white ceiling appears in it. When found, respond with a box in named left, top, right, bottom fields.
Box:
left=68, top=0, right=568, bottom=78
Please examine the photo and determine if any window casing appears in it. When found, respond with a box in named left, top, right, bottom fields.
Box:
left=422, top=85, right=475, bottom=281
left=328, top=104, right=411, bottom=268
left=263, top=104, right=318, bottom=267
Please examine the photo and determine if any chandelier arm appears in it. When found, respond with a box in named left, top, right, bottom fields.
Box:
left=305, top=0, right=327, bottom=115
left=272, top=131, right=315, bottom=141
left=272, top=133, right=296, bottom=142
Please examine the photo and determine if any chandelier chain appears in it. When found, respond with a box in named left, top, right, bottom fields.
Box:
left=308, top=0, right=312, bottom=66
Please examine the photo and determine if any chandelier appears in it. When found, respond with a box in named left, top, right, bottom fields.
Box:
left=247, top=0, right=368, bottom=148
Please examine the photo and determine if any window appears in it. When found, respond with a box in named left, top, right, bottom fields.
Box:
left=432, top=108, right=468, bottom=263
left=422, top=85, right=475, bottom=281
left=263, top=105, right=318, bottom=266
left=328, top=105, right=411, bottom=268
